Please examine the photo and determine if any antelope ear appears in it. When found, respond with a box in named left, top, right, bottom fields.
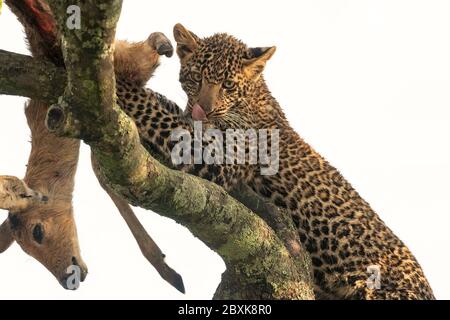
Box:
left=0, top=219, right=14, bottom=253
left=173, top=23, right=199, bottom=62
left=243, top=46, right=276, bottom=80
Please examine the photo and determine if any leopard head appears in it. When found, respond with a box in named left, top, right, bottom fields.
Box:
left=173, top=23, right=276, bottom=129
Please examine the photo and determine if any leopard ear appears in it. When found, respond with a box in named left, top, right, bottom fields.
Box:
left=243, top=46, right=276, bottom=80
left=173, top=23, right=198, bottom=62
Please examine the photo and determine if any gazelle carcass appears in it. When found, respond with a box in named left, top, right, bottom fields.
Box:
left=1, top=0, right=183, bottom=292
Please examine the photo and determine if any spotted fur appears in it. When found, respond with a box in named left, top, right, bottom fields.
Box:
left=114, top=25, right=435, bottom=300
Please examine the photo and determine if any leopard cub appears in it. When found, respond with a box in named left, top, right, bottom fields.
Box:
left=114, top=24, right=435, bottom=300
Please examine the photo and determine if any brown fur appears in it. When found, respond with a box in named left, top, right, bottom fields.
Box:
left=0, top=101, right=88, bottom=288
left=0, top=47, right=165, bottom=289
left=114, top=39, right=160, bottom=86
left=114, top=32, right=173, bottom=86
left=5, top=0, right=62, bottom=64
left=0, top=176, right=46, bottom=212
left=0, top=0, right=86, bottom=288
left=1, top=0, right=176, bottom=289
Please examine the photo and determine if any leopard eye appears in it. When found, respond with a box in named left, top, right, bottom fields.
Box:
left=32, top=224, right=44, bottom=244
left=191, top=71, right=202, bottom=83
left=223, top=79, right=235, bottom=90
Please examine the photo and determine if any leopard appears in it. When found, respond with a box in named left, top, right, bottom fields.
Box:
left=113, top=24, right=435, bottom=300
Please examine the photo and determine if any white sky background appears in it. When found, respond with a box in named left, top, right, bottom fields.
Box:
left=0, top=0, right=449, bottom=299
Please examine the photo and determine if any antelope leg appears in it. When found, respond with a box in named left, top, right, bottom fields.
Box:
left=91, top=158, right=185, bottom=293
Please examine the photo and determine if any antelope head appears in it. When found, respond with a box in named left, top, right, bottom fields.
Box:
left=0, top=175, right=88, bottom=289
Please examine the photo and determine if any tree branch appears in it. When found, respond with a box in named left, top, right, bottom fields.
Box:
left=3, top=0, right=187, bottom=293
left=0, top=50, right=64, bottom=103
left=0, top=0, right=314, bottom=299
left=0, top=48, right=314, bottom=299
left=0, top=49, right=311, bottom=273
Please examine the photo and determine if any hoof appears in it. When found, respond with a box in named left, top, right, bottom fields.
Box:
left=147, top=32, right=174, bottom=58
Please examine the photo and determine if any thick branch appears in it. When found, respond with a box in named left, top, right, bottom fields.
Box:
left=0, top=50, right=65, bottom=103
left=0, top=47, right=314, bottom=299
left=230, top=184, right=313, bottom=280
left=0, top=48, right=311, bottom=273
left=0, top=0, right=314, bottom=298
left=4, top=0, right=189, bottom=294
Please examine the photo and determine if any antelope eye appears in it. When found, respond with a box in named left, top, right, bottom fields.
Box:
left=32, top=224, right=44, bottom=244
left=191, top=71, right=202, bottom=82
left=223, top=80, right=235, bottom=90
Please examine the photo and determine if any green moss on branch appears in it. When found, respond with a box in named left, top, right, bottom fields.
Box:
left=0, top=50, right=65, bottom=103
left=0, top=0, right=315, bottom=299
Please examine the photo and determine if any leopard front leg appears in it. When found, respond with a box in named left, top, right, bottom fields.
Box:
left=114, top=32, right=253, bottom=189
left=116, top=83, right=251, bottom=190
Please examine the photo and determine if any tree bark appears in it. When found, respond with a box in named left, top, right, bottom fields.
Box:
left=3, top=0, right=187, bottom=293
left=0, top=48, right=313, bottom=282
left=0, top=0, right=315, bottom=299
left=0, top=50, right=65, bottom=103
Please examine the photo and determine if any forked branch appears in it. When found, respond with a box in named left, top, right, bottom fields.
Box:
left=0, top=0, right=315, bottom=299
left=3, top=0, right=186, bottom=293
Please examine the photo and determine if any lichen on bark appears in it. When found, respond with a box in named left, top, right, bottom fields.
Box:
left=0, top=0, right=315, bottom=300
